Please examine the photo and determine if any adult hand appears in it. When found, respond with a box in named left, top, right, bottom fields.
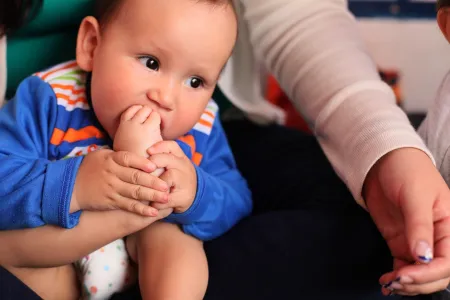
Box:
left=364, top=148, right=450, bottom=296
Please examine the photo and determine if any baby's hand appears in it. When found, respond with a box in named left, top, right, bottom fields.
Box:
left=147, top=141, right=198, bottom=214
left=71, top=149, right=169, bottom=216
left=114, top=105, right=163, bottom=158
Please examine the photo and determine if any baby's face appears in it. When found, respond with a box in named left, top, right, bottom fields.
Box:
left=88, top=0, right=237, bottom=140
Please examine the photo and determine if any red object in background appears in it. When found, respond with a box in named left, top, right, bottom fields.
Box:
left=265, top=69, right=402, bottom=134
left=265, top=75, right=312, bottom=134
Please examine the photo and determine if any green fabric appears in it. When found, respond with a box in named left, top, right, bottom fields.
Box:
left=13, top=0, right=94, bottom=37
left=5, top=0, right=233, bottom=113
left=6, top=31, right=78, bottom=98
left=6, top=0, right=92, bottom=97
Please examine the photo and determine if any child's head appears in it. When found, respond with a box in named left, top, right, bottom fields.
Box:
left=437, top=0, right=450, bottom=43
left=76, top=0, right=237, bottom=140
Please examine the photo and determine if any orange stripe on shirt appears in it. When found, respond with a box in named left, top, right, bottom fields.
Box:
left=55, top=93, right=87, bottom=105
left=178, top=135, right=196, bottom=157
left=178, top=135, right=203, bottom=166
left=50, top=126, right=105, bottom=145
left=40, top=62, right=78, bottom=80
left=204, top=111, right=215, bottom=119
left=192, top=153, right=203, bottom=166
left=51, top=84, right=85, bottom=95
left=198, top=119, right=212, bottom=128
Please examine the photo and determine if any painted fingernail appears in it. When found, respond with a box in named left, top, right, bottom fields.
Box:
left=382, top=277, right=401, bottom=289
left=416, top=241, right=433, bottom=263
left=390, top=282, right=403, bottom=290
left=400, top=276, right=414, bottom=284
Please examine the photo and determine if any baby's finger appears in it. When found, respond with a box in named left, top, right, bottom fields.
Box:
left=151, top=202, right=172, bottom=210
left=149, top=153, right=183, bottom=170
left=148, top=140, right=185, bottom=157
left=115, top=196, right=159, bottom=217
left=158, top=208, right=174, bottom=219
left=121, top=105, right=143, bottom=121
left=113, top=151, right=156, bottom=173
left=116, top=167, right=169, bottom=192
left=133, top=106, right=152, bottom=123
left=117, top=181, right=169, bottom=204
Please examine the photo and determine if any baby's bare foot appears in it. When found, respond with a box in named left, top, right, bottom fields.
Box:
left=114, top=105, right=163, bottom=158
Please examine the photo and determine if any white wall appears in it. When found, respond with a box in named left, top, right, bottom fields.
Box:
left=357, top=19, right=450, bottom=112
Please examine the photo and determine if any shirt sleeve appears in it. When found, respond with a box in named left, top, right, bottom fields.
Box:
left=238, top=0, right=433, bottom=205
left=418, top=72, right=450, bottom=184
left=0, top=76, right=82, bottom=230
left=166, top=119, right=252, bottom=241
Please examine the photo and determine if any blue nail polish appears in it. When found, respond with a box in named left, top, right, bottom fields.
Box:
left=418, top=255, right=432, bottom=263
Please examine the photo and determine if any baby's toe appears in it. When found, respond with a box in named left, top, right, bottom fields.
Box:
left=120, top=105, right=143, bottom=122
left=132, top=106, right=153, bottom=123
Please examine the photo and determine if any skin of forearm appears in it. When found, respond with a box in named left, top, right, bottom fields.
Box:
left=0, top=209, right=165, bottom=268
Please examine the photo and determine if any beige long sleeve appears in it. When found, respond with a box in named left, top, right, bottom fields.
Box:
left=220, top=0, right=433, bottom=205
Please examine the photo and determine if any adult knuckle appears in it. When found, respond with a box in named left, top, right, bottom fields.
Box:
left=131, top=170, right=141, bottom=184
left=128, top=200, right=139, bottom=213
left=148, top=175, right=157, bottom=187
left=132, top=186, right=142, bottom=200
left=148, top=190, right=156, bottom=201
left=121, top=152, right=130, bottom=166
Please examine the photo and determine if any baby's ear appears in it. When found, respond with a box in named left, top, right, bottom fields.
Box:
left=438, top=8, right=450, bottom=44
left=76, top=16, right=101, bottom=72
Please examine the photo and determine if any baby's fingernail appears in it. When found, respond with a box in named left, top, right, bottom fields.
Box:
left=416, top=241, right=433, bottom=263
left=400, top=276, right=413, bottom=284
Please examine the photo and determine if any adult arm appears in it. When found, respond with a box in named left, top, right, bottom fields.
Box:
left=236, top=0, right=432, bottom=204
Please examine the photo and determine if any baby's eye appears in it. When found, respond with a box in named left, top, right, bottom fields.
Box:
left=138, top=56, right=160, bottom=71
left=184, top=77, right=204, bottom=89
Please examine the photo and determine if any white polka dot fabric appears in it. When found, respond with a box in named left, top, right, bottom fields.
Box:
left=76, top=239, right=136, bottom=300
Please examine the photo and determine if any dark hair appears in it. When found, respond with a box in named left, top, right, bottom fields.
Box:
left=1, top=0, right=234, bottom=36
left=95, top=0, right=233, bottom=27
left=0, top=0, right=43, bottom=37
left=94, top=0, right=124, bottom=27
left=438, top=0, right=450, bottom=10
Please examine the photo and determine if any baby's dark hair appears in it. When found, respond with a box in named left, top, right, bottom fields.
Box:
left=438, top=0, right=450, bottom=10
left=95, top=0, right=233, bottom=27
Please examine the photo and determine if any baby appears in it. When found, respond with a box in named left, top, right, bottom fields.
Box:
left=0, top=0, right=252, bottom=299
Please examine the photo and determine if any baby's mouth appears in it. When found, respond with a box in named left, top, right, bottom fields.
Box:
left=159, top=119, right=165, bottom=132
